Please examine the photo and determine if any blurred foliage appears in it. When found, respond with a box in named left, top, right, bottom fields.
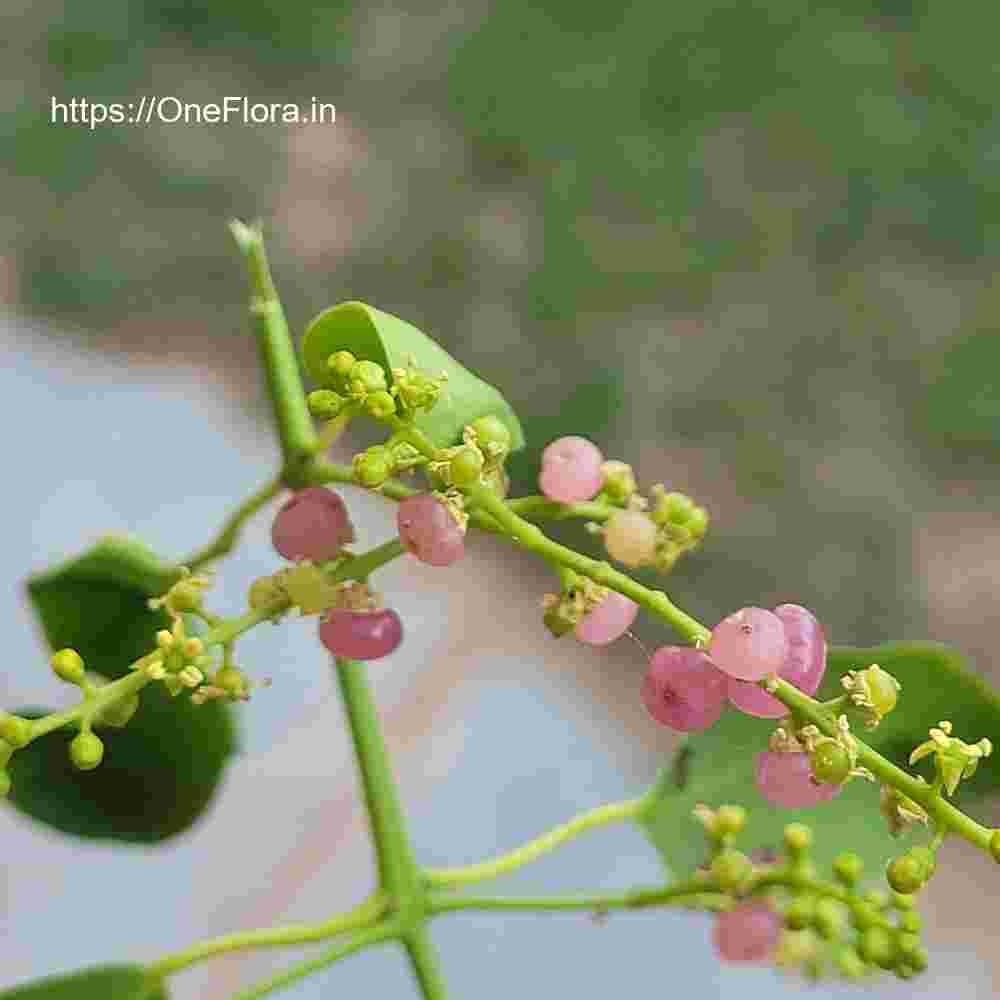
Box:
left=3, top=0, right=999, bottom=668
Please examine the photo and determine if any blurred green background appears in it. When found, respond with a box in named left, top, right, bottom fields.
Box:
left=3, top=0, right=1000, bottom=671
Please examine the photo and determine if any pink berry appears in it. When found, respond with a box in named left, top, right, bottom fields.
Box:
left=641, top=647, right=727, bottom=732
left=575, top=591, right=639, bottom=646
left=397, top=494, right=465, bottom=567
left=538, top=436, right=605, bottom=504
left=709, top=607, right=787, bottom=682
left=319, top=608, right=403, bottom=661
left=727, top=604, right=827, bottom=718
left=713, top=900, right=781, bottom=962
left=271, top=487, right=355, bottom=562
left=753, top=751, right=841, bottom=809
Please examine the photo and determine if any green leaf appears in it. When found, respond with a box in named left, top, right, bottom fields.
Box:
left=639, top=642, right=1000, bottom=881
left=0, top=965, right=166, bottom=999
left=10, top=536, right=237, bottom=843
left=301, top=301, right=525, bottom=450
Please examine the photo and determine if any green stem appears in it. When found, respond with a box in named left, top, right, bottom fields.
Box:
left=334, top=658, right=423, bottom=907
left=338, top=539, right=406, bottom=580
left=230, top=221, right=318, bottom=485
left=429, top=881, right=728, bottom=917
left=424, top=797, right=645, bottom=888
left=148, top=893, right=388, bottom=978
left=403, top=927, right=449, bottom=1000
left=227, top=922, right=400, bottom=1000
left=506, top=496, right=613, bottom=522
left=28, top=668, right=153, bottom=741
left=769, top=677, right=994, bottom=853
left=182, top=477, right=283, bottom=571
left=335, top=658, right=451, bottom=997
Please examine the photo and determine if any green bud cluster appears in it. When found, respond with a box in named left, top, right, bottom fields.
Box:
left=648, top=484, right=709, bottom=573
left=307, top=389, right=347, bottom=419
left=318, top=351, right=403, bottom=423
left=354, top=444, right=395, bottom=488
left=390, top=362, right=448, bottom=415
left=466, top=415, right=512, bottom=464
left=691, top=807, right=929, bottom=983
left=598, top=461, right=637, bottom=504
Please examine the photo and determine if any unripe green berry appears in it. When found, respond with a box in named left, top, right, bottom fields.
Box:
left=784, top=822, right=813, bottom=853
left=51, top=648, right=85, bottom=684
left=599, top=461, right=636, bottom=503
left=349, top=360, right=388, bottom=394
left=859, top=926, right=894, bottom=969
left=863, top=889, right=889, bottom=910
left=0, top=769, right=10, bottom=797
left=308, top=389, right=346, bottom=419
left=686, top=506, right=709, bottom=540
left=167, top=581, right=204, bottom=614
left=215, top=667, right=248, bottom=698
left=354, top=446, right=393, bottom=488
left=784, top=896, right=814, bottom=931
left=710, top=850, right=753, bottom=891
left=990, top=829, right=1000, bottom=863
left=450, top=447, right=484, bottom=486
left=899, top=910, right=922, bottom=933
left=98, top=694, right=140, bottom=729
left=365, top=390, right=396, bottom=420
left=0, top=715, right=32, bottom=748
left=810, top=738, right=851, bottom=785
left=328, top=350, right=356, bottom=378
left=906, top=944, right=928, bottom=972
left=908, top=846, right=936, bottom=880
left=813, top=898, right=847, bottom=940
left=714, top=804, right=747, bottom=837
left=891, top=892, right=915, bottom=910
left=468, top=415, right=511, bottom=458
left=69, top=732, right=104, bottom=771
left=886, top=855, right=925, bottom=895
left=835, top=946, right=867, bottom=980
left=832, top=852, right=864, bottom=886
left=850, top=901, right=880, bottom=931
left=249, top=576, right=286, bottom=612
left=663, top=491, right=695, bottom=523
left=896, top=932, right=921, bottom=959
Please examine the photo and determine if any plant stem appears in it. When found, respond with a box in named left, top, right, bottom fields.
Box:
left=403, top=927, right=449, bottom=1000
left=335, top=658, right=452, bottom=997
left=28, top=668, right=154, bottom=741
left=428, top=880, right=728, bottom=917
left=227, top=922, right=401, bottom=1000
left=338, top=539, right=406, bottom=581
left=334, top=658, right=423, bottom=901
left=424, top=797, right=645, bottom=888
left=182, top=476, right=283, bottom=571
left=230, top=220, right=318, bottom=486
left=147, top=893, right=389, bottom=978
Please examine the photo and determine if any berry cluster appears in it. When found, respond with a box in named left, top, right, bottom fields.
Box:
left=696, top=807, right=930, bottom=981
left=537, top=435, right=709, bottom=573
